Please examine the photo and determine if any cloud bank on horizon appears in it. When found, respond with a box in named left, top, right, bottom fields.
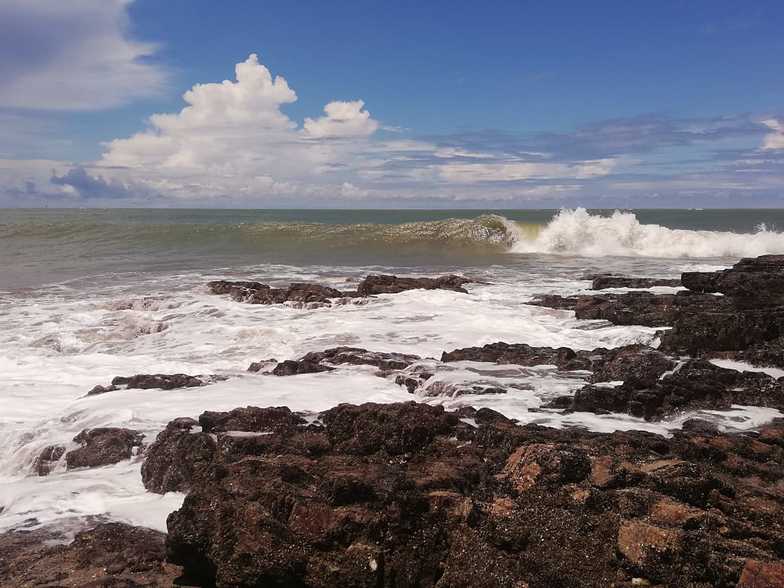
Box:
left=1, top=0, right=783, bottom=208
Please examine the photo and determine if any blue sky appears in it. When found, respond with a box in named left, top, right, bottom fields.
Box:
left=1, top=0, right=783, bottom=207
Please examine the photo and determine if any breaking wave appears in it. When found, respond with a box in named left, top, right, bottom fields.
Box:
left=3, top=209, right=783, bottom=261
left=511, top=208, right=784, bottom=258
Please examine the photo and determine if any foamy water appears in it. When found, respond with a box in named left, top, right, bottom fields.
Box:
left=1, top=208, right=782, bottom=534
left=512, top=208, right=784, bottom=258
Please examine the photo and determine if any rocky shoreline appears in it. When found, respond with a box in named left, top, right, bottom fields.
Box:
left=3, top=259, right=784, bottom=587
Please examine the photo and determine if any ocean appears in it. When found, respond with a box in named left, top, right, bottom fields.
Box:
left=1, top=207, right=784, bottom=536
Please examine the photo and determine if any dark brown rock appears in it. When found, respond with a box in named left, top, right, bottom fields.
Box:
left=356, top=273, right=473, bottom=296
left=300, top=346, right=421, bottom=371
left=529, top=290, right=729, bottom=327
left=568, top=359, right=784, bottom=420
left=682, top=254, right=784, bottom=307
left=65, top=428, right=144, bottom=470
left=150, top=403, right=784, bottom=587
left=88, top=373, right=219, bottom=395
left=32, top=444, right=65, bottom=476
left=590, top=274, right=680, bottom=290
left=591, top=345, right=675, bottom=387
left=141, top=418, right=216, bottom=493
left=272, top=359, right=334, bottom=376
left=0, top=522, right=184, bottom=587
left=208, top=279, right=345, bottom=305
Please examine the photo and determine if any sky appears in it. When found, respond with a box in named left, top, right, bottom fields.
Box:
left=1, top=0, right=783, bottom=208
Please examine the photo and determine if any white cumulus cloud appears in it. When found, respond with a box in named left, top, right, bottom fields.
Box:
left=98, top=54, right=382, bottom=200
left=0, top=0, right=166, bottom=110
left=303, top=100, right=379, bottom=138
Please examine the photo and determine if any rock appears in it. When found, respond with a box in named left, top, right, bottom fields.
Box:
left=442, top=342, right=674, bottom=389
left=208, top=279, right=345, bottom=305
left=682, top=255, right=784, bottom=307
left=441, top=341, right=596, bottom=370
left=320, top=401, right=458, bottom=455
left=272, top=359, right=334, bottom=376
left=209, top=274, right=474, bottom=307
left=355, top=274, right=473, bottom=296
left=247, top=358, right=277, bottom=373
left=88, top=373, right=219, bottom=395
left=738, top=560, right=784, bottom=587
left=657, top=256, right=784, bottom=356
left=265, top=347, right=421, bottom=379
left=617, top=520, right=682, bottom=571
left=569, top=359, right=784, bottom=420
left=32, top=444, right=65, bottom=476
left=0, top=522, right=183, bottom=587
left=591, top=345, right=675, bottom=387
left=529, top=290, right=729, bottom=327
left=199, top=405, right=306, bottom=433
left=65, top=427, right=144, bottom=469
left=141, top=418, right=216, bottom=493
left=590, top=274, right=680, bottom=290
left=155, top=402, right=784, bottom=587
left=499, top=443, right=590, bottom=492
left=300, top=346, right=421, bottom=371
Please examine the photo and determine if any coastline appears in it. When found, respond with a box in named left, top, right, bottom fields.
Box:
left=2, top=256, right=784, bottom=586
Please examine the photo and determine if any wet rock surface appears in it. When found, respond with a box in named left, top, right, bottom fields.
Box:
left=355, top=273, right=473, bottom=296
left=32, top=444, right=65, bottom=476
left=251, top=346, right=423, bottom=378
left=529, top=290, right=728, bottom=327
left=65, top=427, right=144, bottom=470
left=529, top=257, right=784, bottom=371
left=142, top=402, right=784, bottom=587
left=0, top=522, right=185, bottom=587
left=588, top=274, right=681, bottom=290
left=551, top=359, right=784, bottom=420
left=208, top=273, right=474, bottom=306
left=208, top=280, right=346, bottom=306
left=662, top=256, right=784, bottom=357
left=88, top=373, right=222, bottom=395
left=441, top=342, right=674, bottom=388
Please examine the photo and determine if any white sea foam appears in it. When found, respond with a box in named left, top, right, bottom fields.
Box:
left=0, top=259, right=780, bottom=535
left=709, top=359, right=784, bottom=379
left=511, top=208, right=784, bottom=258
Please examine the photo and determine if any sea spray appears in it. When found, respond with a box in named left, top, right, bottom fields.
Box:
left=511, top=208, right=784, bottom=258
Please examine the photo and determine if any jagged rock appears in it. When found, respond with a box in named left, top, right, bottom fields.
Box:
left=300, top=346, right=421, bottom=371
left=272, top=359, right=334, bottom=376
left=355, top=274, right=473, bottom=296
left=441, top=342, right=674, bottom=388
left=208, top=280, right=345, bottom=305
left=590, top=274, right=680, bottom=290
left=0, top=522, right=183, bottom=587
left=441, top=341, right=596, bottom=370
left=682, top=255, right=784, bottom=307
left=567, top=359, right=784, bottom=420
left=590, top=345, right=675, bottom=387
left=738, top=559, right=784, bottom=587
left=529, top=290, right=729, bottom=327
left=199, top=405, right=306, bottom=433
left=65, top=427, right=144, bottom=469
left=32, top=444, right=65, bottom=476
left=142, top=407, right=320, bottom=494
left=247, top=358, right=277, bottom=373
left=209, top=274, right=474, bottom=307
left=141, top=418, right=216, bottom=493
left=153, top=403, right=784, bottom=587
left=88, top=373, right=220, bottom=395
left=264, top=347, right=421, bottom=377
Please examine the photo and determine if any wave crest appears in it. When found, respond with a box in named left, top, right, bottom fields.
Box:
left=511, top=208, right=784, bottom=258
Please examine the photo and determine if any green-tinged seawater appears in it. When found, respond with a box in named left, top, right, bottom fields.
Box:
left=1, top=208, right=784, bottom=289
